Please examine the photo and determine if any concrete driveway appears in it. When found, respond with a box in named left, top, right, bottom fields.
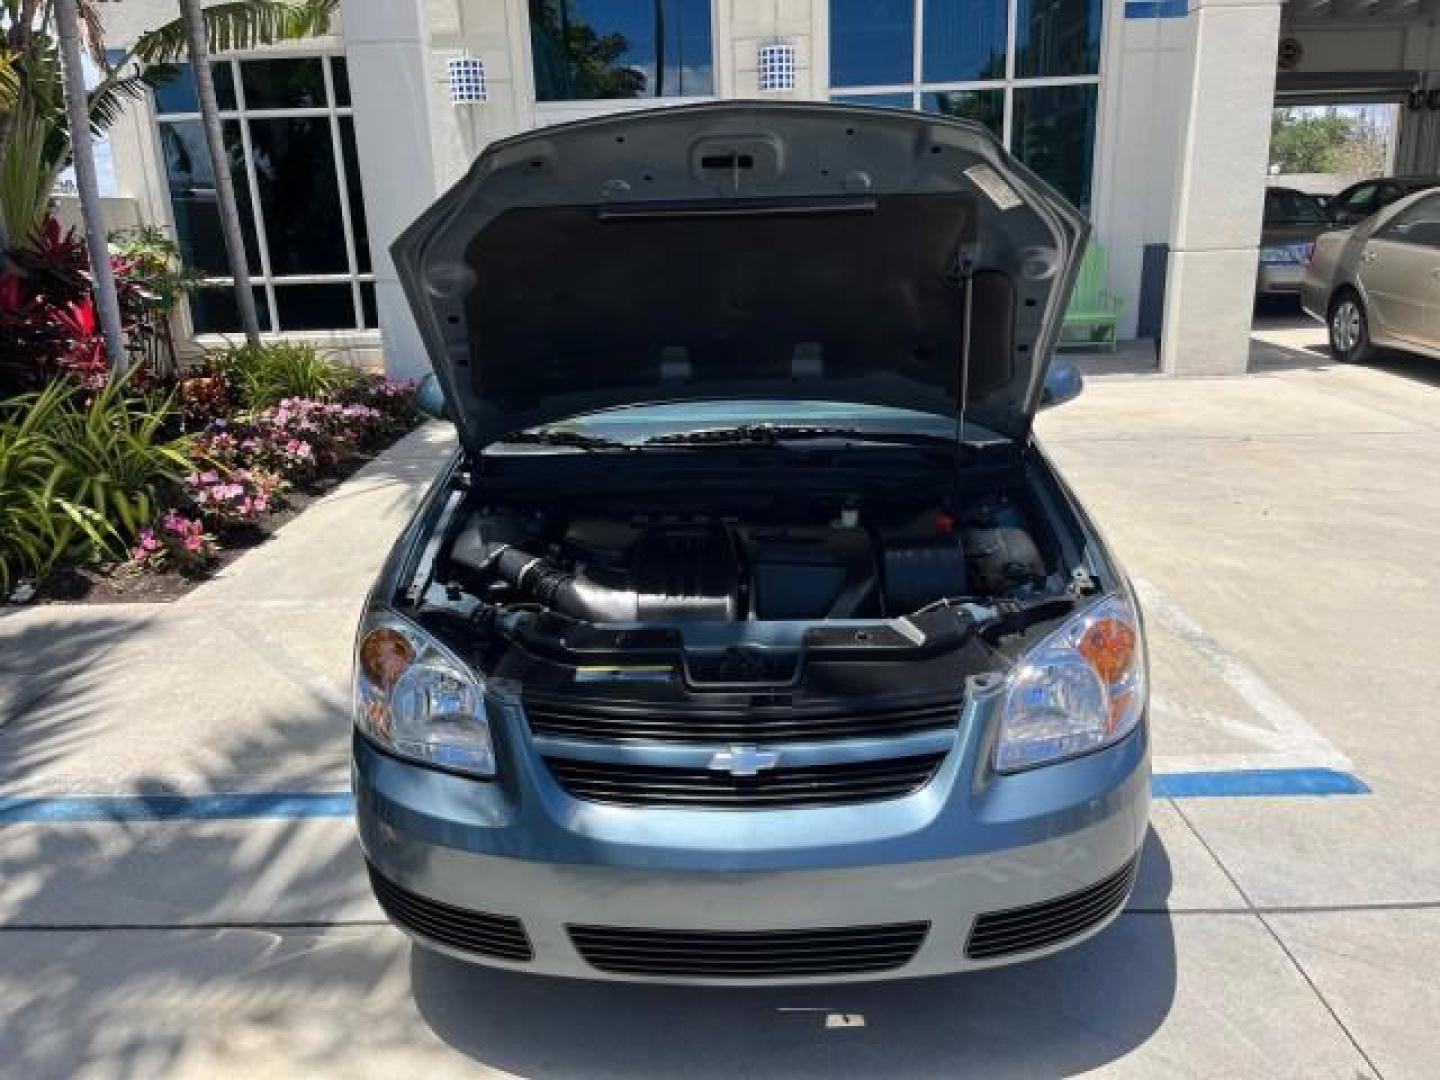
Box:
left=3, top=337, right=1439, bottom=1078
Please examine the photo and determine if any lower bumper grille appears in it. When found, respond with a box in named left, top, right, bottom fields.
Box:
left=368, top=864, right=533, bottom=962
left=544, top=752, right=945, bottom=809
left=569, top=921, right=929, bottom=978
left=965, top=855, right=1139, bottom=960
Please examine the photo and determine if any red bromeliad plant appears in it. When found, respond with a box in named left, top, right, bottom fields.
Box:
left=0, top=219, right=159, bottom=394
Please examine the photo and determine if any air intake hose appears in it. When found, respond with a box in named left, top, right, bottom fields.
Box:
left=485, top=545, right=645, bottom=622
left=449, top=520, right=645, bottom=622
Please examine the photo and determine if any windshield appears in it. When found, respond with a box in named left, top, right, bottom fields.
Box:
left=497, top=401, right=1005, bottom=448
left=1264, top=189, right=1328, bottom=225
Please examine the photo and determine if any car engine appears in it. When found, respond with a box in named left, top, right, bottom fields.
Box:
left=446, top=493, right=1048, bottom=625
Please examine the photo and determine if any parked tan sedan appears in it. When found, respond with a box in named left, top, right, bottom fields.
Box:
left=1302, top=189, right=1440, bottom=363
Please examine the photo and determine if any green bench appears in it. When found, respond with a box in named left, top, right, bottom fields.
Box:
left=1060, top=243, right=1123, bottom=352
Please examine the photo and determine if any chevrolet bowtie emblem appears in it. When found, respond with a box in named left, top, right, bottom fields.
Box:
left=708, top=745, right=780, bottom=777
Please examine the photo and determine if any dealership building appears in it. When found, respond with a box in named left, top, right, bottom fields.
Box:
left=101, top=0, right=1440, bottom=379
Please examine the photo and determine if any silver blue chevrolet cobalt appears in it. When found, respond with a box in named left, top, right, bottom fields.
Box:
left=353, top=102, right=1149, bottom=984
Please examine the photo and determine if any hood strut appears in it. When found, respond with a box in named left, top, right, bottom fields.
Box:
left=954, top=239, right=980, bottom=484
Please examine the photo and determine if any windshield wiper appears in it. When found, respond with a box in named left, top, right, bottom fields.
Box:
left=497, top=429, right=630, bottom=451
left=642, top=423, right=960, bottom=448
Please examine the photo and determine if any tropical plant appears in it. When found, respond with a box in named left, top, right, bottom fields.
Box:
left=0, top=216, right=166, bottom=393
left=34, top=377, right=192, bottom=556
left=0, top=47, right=19, bottom=111
left=129, top=1, right=339, bottom=65
left=126, top=509, right=217, bottom=575
left=213, top=341, right=354, bottom=409
left=110, top=225, right=202, bottom=314
left=0, top=379, right=124, bottom=591
left=0, top=380, right=77, bottom=591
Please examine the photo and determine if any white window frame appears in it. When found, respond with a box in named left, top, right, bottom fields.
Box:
left=828, top=0, right=1102, bottom=155
left=152, top=51, right=374, bottom=334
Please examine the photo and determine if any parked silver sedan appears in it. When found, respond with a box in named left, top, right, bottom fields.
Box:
left=1303, top=189, right=1440, bottom=363
left=1256, top=187, right=1330, bottom=299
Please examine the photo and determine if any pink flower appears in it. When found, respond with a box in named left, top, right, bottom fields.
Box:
left=183, top=534, right=204, bottom=552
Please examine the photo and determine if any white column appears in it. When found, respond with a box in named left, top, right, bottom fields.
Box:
left=340, top=0, right=437, bottom=377
left=1160, top=0, right=1281, bottom=375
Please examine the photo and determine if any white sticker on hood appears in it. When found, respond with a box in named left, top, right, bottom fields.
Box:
left=964, top=164, right=1022, bottom=212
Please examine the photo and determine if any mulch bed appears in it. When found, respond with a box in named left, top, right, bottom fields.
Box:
left=19, top=435, right=403, bottom=607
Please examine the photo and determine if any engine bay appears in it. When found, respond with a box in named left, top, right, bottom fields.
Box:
left=444, top=486, right=1054, bottom=626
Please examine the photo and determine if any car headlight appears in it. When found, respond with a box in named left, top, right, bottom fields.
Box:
left=994, top=592, right=1146, bottom=773
left=354, top=610, right=495, bottom=777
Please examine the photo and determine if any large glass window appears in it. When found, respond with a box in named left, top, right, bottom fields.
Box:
left=829, top=0, right=1103, bottom=211
left=529, top=0, right=714, bottom=101
left=1015, top=0, right=1102, bottom=78
left=830, top=0, right=913, bottom=87
left=154, top=55, right=373, bottom=335
left=923, top=0, right=1008, bottom=83
left=1012, top=83, right=1097, bottom=208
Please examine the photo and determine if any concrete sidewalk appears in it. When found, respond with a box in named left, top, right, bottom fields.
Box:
left=0, top=422, right=455, bottom=797
left=4, top=356, right=1440, bottom=1077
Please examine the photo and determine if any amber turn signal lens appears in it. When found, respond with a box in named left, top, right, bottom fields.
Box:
left=360, top=627, right=415, bottom=691
left=1077, top=617, right=1137, bottom=688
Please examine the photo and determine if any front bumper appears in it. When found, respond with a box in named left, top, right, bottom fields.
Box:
left=354, top=711, right=1150, bottom=984
left=1257, top=263, right=1305, bottom=295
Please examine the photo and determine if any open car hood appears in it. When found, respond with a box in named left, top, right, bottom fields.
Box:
left=393, top=102, right=1088, bottom=451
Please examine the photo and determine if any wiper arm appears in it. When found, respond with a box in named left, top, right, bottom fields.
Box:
left=497, top=429, right=629, bottom=451
left=643, top=423, right=960, bottom=448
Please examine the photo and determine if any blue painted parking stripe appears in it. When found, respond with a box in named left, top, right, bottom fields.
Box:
left=1153, top=768, right=1370, bottom=798
left=0, top=792, right=353, bottom=824
left=0, top=769, right=1369, bottom=823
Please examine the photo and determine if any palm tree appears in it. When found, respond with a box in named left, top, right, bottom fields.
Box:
left=178, top=0, right=260, bottom=344
left=53, top=0, right=126, bottom=371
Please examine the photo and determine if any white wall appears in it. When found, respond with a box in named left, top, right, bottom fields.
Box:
left=1092, top=2, right=1193, bottom=341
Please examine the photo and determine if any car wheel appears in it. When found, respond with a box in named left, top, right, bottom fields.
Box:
left=1328, top=292, right=1373, bottom=363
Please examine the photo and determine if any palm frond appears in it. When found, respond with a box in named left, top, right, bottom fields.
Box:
left=88, top=69, right=172, bottom=134
left=132, top=0, right=339, bottom=65
left=0, top=49, right=19, bottom=112
left=77, top=0, right=110, bottom=69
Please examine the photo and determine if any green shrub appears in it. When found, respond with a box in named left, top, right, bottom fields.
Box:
left=212, top=342, right=358, bottom=410
left=0, top=383, right=69, bottom=593
left=0, top=382, right=121, bottom=591
left=35, top=379, right=192, bottom=559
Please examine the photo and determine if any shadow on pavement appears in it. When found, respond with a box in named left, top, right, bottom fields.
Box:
left=1251, top=305, right=1440, bottom=389
left=410, top=829, right=1177, bottom=1078
left=0, top=611, right=157, bottom=783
